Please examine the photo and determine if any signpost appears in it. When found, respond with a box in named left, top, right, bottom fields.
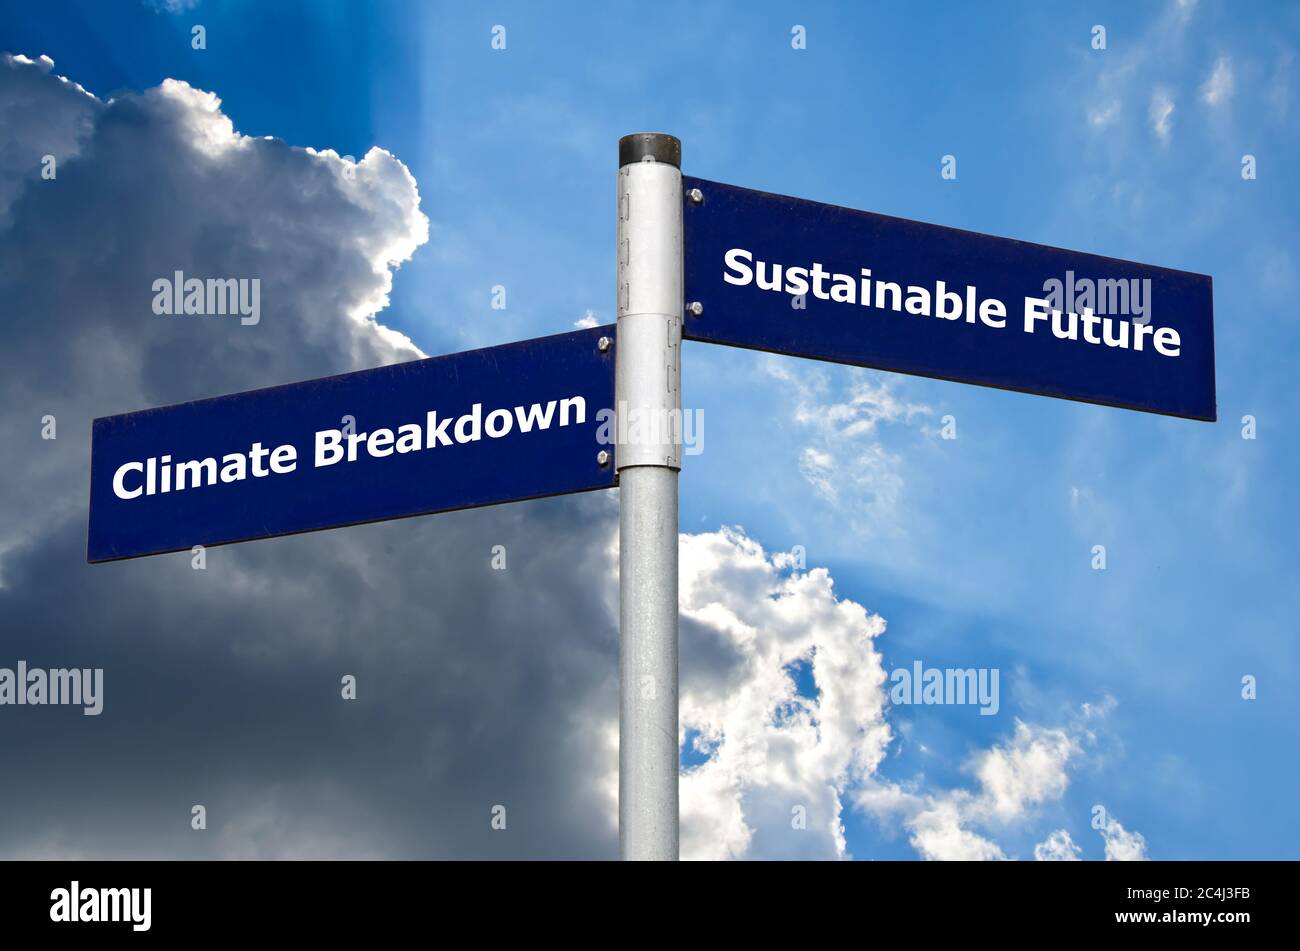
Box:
left=88, top=133, right=1216, bottom=861
left=615, top=133, right=683, bottom=861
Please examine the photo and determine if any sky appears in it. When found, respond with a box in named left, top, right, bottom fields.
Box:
left=0, top=0, right=1296, bottom=860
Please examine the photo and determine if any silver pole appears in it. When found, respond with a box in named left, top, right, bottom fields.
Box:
left=615, top=132, right=682, bottom=860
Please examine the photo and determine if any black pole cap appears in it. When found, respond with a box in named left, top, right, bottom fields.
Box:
left=619, top=133, right=681, bottom=169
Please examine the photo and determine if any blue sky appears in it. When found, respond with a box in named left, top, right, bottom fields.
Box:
left=2, top=0, right=1297, bottom=859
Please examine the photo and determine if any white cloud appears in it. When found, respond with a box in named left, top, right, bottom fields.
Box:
left=658, top=526, right=1137, bottom=861
left=669, top=527, right=892, bottom=859
left=1088, top=101, right=1121, bottom=129
left=971, top=722, right=1076, bottom=822
left=1200, top=57, right=1234, bottom=106
left=766, top=358, right=930, bottom=529
left=851, top=702, right=1126, bottom=860
left=910, top=799, right=1006, bottom=861
left=1100, top=814, right=1150, bottom=860
left=1078, top=1, right=1195, bottom=144
left=1035, top=828, right=1083, bottom=860
left=1150, top=88, right=1175, bottom=142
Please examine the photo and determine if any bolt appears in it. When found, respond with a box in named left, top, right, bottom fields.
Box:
left=596, top=450, right=611, bottom=467
left=687, top=187, right=704, bottom=204
left=597, top=336, right=612, bottom=352
left=686, top=301, right=704, bottom=317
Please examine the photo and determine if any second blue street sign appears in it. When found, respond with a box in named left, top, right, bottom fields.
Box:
left=682, top=176, right=1215, bottom=421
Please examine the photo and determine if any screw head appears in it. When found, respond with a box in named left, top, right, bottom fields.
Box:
left=687, top=187, right=704, bottom=204
left=686, top=301, right=704, bottom=317
left=597, top=335, right=612, bottom=352
left=596, top=450, right=611, bottom=467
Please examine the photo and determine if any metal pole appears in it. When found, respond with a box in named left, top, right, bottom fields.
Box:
left=616, top=132, right=682, bottom=860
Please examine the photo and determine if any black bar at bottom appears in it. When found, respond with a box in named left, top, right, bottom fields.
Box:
left=0, top=859, right=1284, bottom=937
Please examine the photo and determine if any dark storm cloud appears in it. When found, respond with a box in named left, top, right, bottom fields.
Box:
left=2, top=496, right=621, bottom=858
left=0, top=53, right=620, bottom=858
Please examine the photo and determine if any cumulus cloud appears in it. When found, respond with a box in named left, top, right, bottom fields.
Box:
left=852, top=703, right=1123, bottom=861
left=667, top=527, right=892, bottom=859
left=1034, top=828, right=1082, bottom=861
left=972, top=722, right=1076, bottom=821
left=1100, top=814, right=1150, bottom=861
left=898, top=724, right=1074, bottom=859
left=632, top=526, right=1138, bottom=862
left=0, top=53, right=96, bottom=222
left=0, top=54, right=428, bottom=572
left=908, top=799, right=1006, bottom=861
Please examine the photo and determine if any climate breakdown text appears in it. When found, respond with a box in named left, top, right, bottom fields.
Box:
left=109, top=394, right=588, bottom=501
left=722, top=248, right=1183, bottom=357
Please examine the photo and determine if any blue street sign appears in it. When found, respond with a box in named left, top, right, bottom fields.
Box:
left=88, top=326, right=617, bottom=562
left=682, top=177, right=1215, bottom=421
